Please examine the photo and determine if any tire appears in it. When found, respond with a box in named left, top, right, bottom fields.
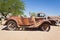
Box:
left=40, top=23, right=50, bottom=32
left=6, top=20, right=18, bottom=31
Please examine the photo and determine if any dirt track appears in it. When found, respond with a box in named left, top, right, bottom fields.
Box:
left=0, top=26, right=60, bottom=40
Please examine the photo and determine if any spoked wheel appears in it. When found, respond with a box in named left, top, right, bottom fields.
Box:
left=40, top=23, right=50, bottom=32
left=6, top=20, right=18, bottom=31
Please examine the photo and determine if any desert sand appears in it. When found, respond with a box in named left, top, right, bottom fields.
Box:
left=0, top=25, right=60, bottom=40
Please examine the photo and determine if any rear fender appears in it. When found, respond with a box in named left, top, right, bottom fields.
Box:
left=4, top=16, right=23, bottom=27
left=4, top=19, right=18, bottom=25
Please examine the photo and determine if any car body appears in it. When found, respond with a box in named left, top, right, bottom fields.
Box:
left=4, top=15, right=51, bottom=31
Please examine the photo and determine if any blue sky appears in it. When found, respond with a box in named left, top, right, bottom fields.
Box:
left=22, top=0, right=60, bottom=16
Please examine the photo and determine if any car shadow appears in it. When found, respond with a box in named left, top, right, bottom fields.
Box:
left=2, top=27, right=42, bottom=31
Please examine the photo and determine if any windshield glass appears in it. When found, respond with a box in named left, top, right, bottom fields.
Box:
left=37, top=13, right=45, bottom=17
left=40, top=14, right=45, bottom=17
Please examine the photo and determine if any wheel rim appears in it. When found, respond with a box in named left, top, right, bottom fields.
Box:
left=7, top=21, right=17, bottom=31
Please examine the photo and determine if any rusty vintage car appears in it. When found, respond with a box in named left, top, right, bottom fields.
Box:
left=4, top=13, right=51, bottom=31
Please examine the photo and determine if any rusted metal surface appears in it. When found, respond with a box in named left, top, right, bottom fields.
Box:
left=5, top=16, right=50, bottom=28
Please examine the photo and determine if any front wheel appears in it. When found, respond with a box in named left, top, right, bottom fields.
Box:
left=39, top=23, right=50, bottom=32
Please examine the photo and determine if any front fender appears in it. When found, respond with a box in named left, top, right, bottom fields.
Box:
left=39, top=20, right=51, bottom=26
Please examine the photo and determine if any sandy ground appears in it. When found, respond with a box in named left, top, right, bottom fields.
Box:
left=0, top=25, right=60, bottom=40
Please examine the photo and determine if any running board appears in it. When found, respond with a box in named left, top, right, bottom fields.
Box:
left=29, top=22, right=41, bottom=28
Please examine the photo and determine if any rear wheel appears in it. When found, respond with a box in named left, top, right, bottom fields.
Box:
left=6, top=20, right=18, bottom=31
left=39, top=23, right=50, bottom=32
